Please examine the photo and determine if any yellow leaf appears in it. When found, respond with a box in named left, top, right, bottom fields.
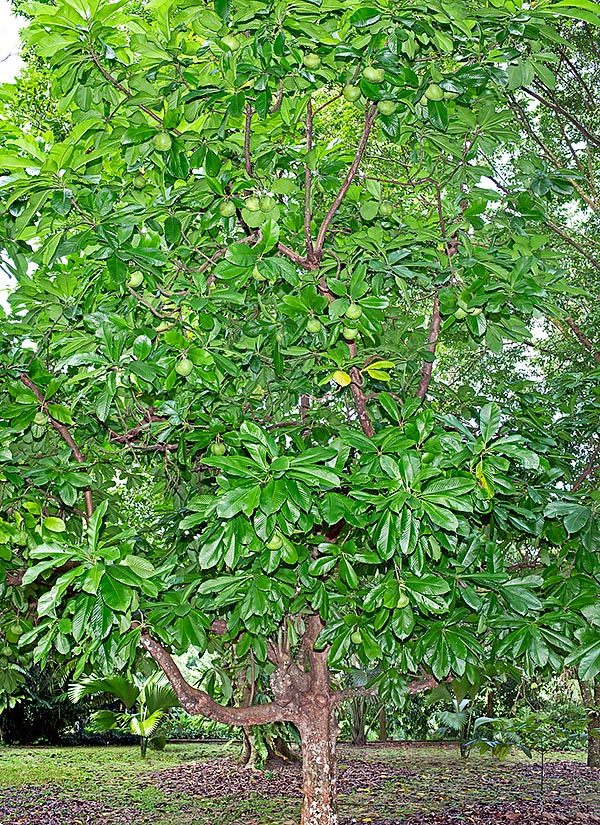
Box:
left=332, top=369, right=352, bottom=387
left=365, top=368, right=390, bottom=381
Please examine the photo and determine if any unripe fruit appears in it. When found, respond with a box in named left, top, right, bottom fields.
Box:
left=343, top=326, right=359, bottom=340
left=211, top=442, right=226, bottom=456
left=245, top=195, right=261, bottom=212
left=175, top=357, right=193, bottom=376
left=343, top=84, right=361, bottom=102
left=424, top=83, right=444, bottom=101
left=266, top=533, right=283, bottom=550
left=351, top=630, right=362, bottom=645
left=219, top=200, right=236, bottom=218
left=396, top=593, right=410, bottom=609
left=454, top=308, right=467, bottom=320
left=127, top=271, right=144, bottom=289
left=34, top=412, right=48, bottom=426
left=345, top=304, right=362, bottom=320
left=303, top=53, right=321, bottom=70
left=379, top=201, right=393, bottom=217
left=222, top=34, right=241, bottom=51
left=152, top=132, right=172, bottom=152
left=377, top=99, right=397, bottom=116
left=306, top=318, right=322, bottom=334
left=259, top=195, right=276, bottom=212
left=133, top=175, right=146, bottom=189
left=363, top=66, right=385, bottom=83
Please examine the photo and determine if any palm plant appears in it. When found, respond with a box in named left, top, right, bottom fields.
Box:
left=69, top=672, right=179, bottom=757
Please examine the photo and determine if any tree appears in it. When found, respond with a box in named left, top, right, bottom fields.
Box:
left=1, top=0, right=600, bottom=823
left=69, top=671, right=179, bottom=757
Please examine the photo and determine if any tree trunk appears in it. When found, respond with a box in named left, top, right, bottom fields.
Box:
left=578, top=676, right=600, bottom=768
left=378, top=706, right=387, bottom=742
left=297, top=707, right=338, bottom=825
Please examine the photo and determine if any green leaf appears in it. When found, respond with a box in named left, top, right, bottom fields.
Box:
left=479, top=402, right=502, bottom=442
left=43, top=517, right=66, bottom=533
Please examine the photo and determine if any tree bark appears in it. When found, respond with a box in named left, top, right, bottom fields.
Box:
left=297, top=707, right=338, bottom=825
left=577, top=676, right=600, bottom=767
left=378, top=706, right=387, bottom=742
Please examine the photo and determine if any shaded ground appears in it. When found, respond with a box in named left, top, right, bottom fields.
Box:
left=0, top=742, right=598, bottom=824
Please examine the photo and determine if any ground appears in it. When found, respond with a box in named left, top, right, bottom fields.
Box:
left=0, top=741, right=598, bottom=824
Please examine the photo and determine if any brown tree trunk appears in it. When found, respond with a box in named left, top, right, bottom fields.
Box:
left=378, top=706, right=387, bottom=742
left=297, top=706, right=338, bottom=825
left=577, top=676, right=600, bottom=768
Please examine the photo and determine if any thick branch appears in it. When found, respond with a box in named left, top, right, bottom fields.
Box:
left=564, top=317, right=600, bottom=364
left=19, top=375, right=94, bottom=521
left=415, top=291, right=441, bottom=401
left=139, top=630, right=295, bottom=724
left=314, top=104, right=378, bottom=254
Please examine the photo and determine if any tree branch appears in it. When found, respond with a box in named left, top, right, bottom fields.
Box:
left=523, top=86, right=600, bottom=149
left=545, top=220, right=600, bottom=273
left=138, top=629, right=295, bottom=724
left=563, top=317, right=600, bottom=364
left=571, top=439, right=600, bottom=492
left=415, top=292, right=442, bottom=402
left=304, top=99, right=314, bottom=256
left=314, top=104, right=378, bottom=255
left=19, top=375, right=94, bottom=521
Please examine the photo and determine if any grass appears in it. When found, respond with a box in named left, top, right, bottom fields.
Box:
left=0, top=741, right=597, bottom=825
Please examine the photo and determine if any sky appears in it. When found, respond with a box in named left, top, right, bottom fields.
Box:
left=0, top=0, right=23, bottom=309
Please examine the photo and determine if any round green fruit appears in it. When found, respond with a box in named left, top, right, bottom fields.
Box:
left=303, top=53, right=321, bottom=70
left=127, top=271, right=144, bottom=289
left=222, top=34, right=241, bottom=51
left=34, top=411, right=48, bottom=426
left=306, top=318, right=322, bottom=334
left=396, top=593, right=410, bottom=609
left=343, top=326, right=359, bottom=340
left=245, top=195, right=261, bottom=212
left=219, top=200, right=237, bottom=218
left=152, top=132, right=172, bottom=152
left=424, top=83, right=444, bottom=101
left=351, top=630, right=362, bottom=645
left=454, top=308, right=467, bottom=320
left=266, top=533, right=283, bottom=550
left=211, top=442, right=226, bottom=456
left=345, top=303, right=362, bottom=320
left=175, top=357, right=193, bottom=377
left=379, top=201, right=393, bottom=217
left=259, top=195, right=276, bottom=212
left=133, top=174, right=146, bottom=189
left=377, top=99, right=397, bottom=116
left=343, top=84, right=361, bottom=102
left=363, top=66, right=385, bottom=83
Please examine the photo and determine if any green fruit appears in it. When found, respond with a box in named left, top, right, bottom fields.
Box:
left=211, top=442, right=226, bottom=456
left=351, top=630, right=362, bottom=645
left=343, top=84, right=361, bottom=102
left=259, top=195, right=276, bottom=212
left=306, top=318, right=322, bottom=334
left=133, top=174, right=146, bottom=189
left=303, top=53, right=321, bottom=70
left=127, top=271, right=144, bottom=289
left=345, top=304, right=362, bottom=320
left=245, top=195, right=261, bottom=212
left=175, top=357, right=193, bottom=377
left=377, top=99, right=397, bottom=116
left=379, top=201, right=393, bottom=217
left=443, top=90, right=459, bottom=100
left=396, top=593, right=410, bottom=609
left=219, top=200, right=237, bottom=218
left=424, top=83, right=444, bottom=101
left=343, top=326, right=359, bottom=340
left=470, top=307, right=483, bottom=316
left=34, top=411, right=48, bottom=426
left=454, top=308, right=467, bottom=320
left=222, top=34, right=241, bottom=51
left=363, top=66, right=385, bottom=83
left=152, top=132, right=172, bottom=152
left=266, top=533, right=283, bottom=550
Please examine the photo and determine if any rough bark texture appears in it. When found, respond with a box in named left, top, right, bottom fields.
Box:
left=579, top=677, right=600, bottom=768
left=298, top=709, right=338, bottom=825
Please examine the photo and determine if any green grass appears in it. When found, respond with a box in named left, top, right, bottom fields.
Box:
left=0, top=741, right=596, bottom=825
